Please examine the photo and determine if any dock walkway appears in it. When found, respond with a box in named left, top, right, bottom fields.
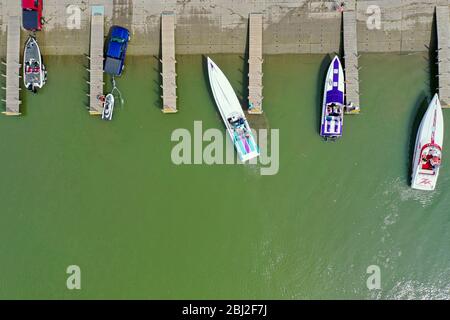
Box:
left=248, top=13, right=263, bottom=115
left=436, top=6, right=450, bottom=108
left=88, top=5, right=105, bottom=115
left=161, top=12, right=177, bottom=113
left=343, top=10, right=360, bottom=114
left=2, top=13, right=21, bottom=116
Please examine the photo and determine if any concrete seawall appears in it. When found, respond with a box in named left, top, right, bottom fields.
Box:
left=0, top=0, right=449, bottom=57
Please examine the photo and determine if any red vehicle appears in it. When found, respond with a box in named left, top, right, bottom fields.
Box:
left=22, top=0, right=43, bottom=31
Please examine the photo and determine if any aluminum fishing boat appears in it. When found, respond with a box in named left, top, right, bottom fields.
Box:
left=102, top=94, right=115, bottom=121
left=23, top=36, right=47, bottom=93
left=320, top=56, right=345, bottom=139
left=411, top=93, right=444, bottom=191
left=207, top=57, right=259, bottom=162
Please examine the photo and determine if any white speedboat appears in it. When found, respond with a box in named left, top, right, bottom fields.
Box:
left=102, top=93, right=115, bottom=121
left=411, top=93, right=444, bottom=191
left=23, top=36, right=47, bottom=93
left=320, top=56, right=345, bottom=139
left=207, top=57, right=259, bottom=162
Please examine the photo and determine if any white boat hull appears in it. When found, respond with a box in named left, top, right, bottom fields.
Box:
left=23, top=36, right=46, bottom=92
left=102, top=94, right=115, bottom=121
left=207, top=57, right=259, bottom=162
left=411, top=94, right=444, bottom=191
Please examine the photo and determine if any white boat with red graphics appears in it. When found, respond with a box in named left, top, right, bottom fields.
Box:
left=411, top=93, right=444, bottom=191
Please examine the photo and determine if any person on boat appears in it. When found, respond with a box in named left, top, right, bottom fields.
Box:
left=421, top=152, right=428, bottom=164
left=327, top=105, right=332, bottom=115
left=430, top=156, right=441, bottom=169
left=422, top=148, right=440, bottom=170
left=25, top=61, right=33, bottom=74
left=430, top=147, right=439, bottom=157
left=335, top=106, right=341, bottom=115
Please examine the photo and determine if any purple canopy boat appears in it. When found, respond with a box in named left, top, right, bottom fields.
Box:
left=320, top=56, right=345, bottom=139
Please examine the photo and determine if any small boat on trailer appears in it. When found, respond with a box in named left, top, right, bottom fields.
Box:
left=206, top=57, right=259, bottom=162
left=102, top=93, right=115, bottom=120
left=411, top=93, right=444, bottom=191
left=320, top=56, right=345, bottom=140
left=23, top=36, right=47, bottom=93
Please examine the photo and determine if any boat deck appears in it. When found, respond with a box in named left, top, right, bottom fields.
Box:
left=436, top=6, right=450, bottom=108
left=248, top=13, right=264, bottom=115
left=343, top=9, right=360, bottom=114
left=88, top=5, right=105, bottom=115
left=161, top=12, right=177, bottom=113
left=2, top=5, right=21, bottom=116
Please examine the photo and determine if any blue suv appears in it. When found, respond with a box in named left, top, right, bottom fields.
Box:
left=104, top=26, right=130, bottom=76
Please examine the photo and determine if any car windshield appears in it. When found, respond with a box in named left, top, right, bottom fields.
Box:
left=112, top=37, right=125, bottom=43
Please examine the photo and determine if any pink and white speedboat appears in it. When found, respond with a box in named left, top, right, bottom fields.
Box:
left=411, top=93, right=444, bottom=191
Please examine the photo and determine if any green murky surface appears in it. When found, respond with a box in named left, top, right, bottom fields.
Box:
left=0, top=54, right=449, bottom=299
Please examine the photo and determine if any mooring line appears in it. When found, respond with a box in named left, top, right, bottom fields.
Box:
left=110, top=76, right=124, bottom=106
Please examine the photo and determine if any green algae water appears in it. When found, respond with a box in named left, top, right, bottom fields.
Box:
left=0, top=54, right=449, bottom=299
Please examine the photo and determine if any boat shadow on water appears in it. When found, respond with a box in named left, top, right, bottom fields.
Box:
left=428, top=8, right=439, bottom=95
left=154, top=21, right=164, bottom=110
left=406, top=93, right=431, bottom=184
left=316, top=55, right=332, bottom=136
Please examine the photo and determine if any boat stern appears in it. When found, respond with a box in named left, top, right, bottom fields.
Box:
left=411, top=172, right=438, bottom=191
left=320, top=117, right=343, bottom=139
left=239, top=149, right=260, bottom=162
left=233, top=129, right=260, bottom=162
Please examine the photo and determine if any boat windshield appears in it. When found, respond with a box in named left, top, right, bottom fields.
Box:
left=421, top=146, right=442, bottom=171
left=228, top=115, right=249, bottom=135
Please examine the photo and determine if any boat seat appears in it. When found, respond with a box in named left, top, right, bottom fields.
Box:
left=419, top=169, right=435, bottom=175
